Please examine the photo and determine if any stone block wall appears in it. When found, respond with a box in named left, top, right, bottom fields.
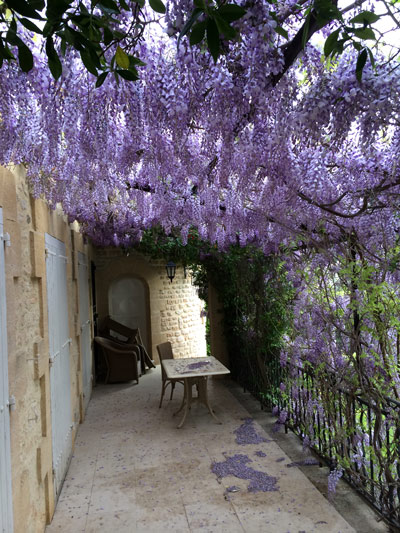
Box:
left=94, top=248, right=207, bottom=361
left=0, top=165, right=92, bottom=533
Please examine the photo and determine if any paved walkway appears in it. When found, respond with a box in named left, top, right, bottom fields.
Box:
left=46, top=367, right=363, bottom=532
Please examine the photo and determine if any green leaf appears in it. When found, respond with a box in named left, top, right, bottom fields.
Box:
left=97, top=0, right=120, bottom=14
left=367, top=47, right=375, bottom=69
left=88, top=24, right=102, bottom=42
left=115, top=45, right=130, bottom=69
left=95, top=71, right=108, bottom=87
left=0, top=41, right=15, bottom=60
left=46, top=36, right=62, bottom=79
left=193, top=0, right=204, bottom=8
left=6, top=18, right=19, bottom=45
left=356, top=48, right=368, bottom=82
left=352, top=27, right=376, bottom=41
left=79, top=1, right=90, bottom=14
left=314, top=0, right=341, bottom=23
left=29, top=0, right=45, bottom=9
left=148, top=0, right=166, bottom=14
left=190, top=21, right=207, bottom=45
left=4, top=0, right=43, bottom=19
left=349, top=11, right=381, bottom=25
left=206, top=18, right=219, bottom=62
left=19, top=17, right=43, bottom=33
left=178, top=8, right=203, bottom=48
left=129, top=56, right=146, bottom=67
left=112, top=30, right=127, bottom=39
left=80, top=47, right=98, bottom=75
left=301, top=12, right=311, bottom=50
left=214, top=13, right=236, bottom=39
left=217, top=4, right=246, bottom=22
left=274, top=25, right=288, bottom=39
left=18, top=42, right=33, bottom=71
left=46, top=0, right=73, bottom=21
left=116, top=69, right=139, bottom=81
left=103, top=26, right=114, bottom=46
left=133, top=0, right=145, bottom=7
left=42, top=22, right=54, bottom=37
left=61, top=26, right=85, bottom=48
left=323, top=28, right=340, bottom=57
left=60, top=37, right=67, bottom=56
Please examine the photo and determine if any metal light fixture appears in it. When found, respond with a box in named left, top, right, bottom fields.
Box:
left=166, top=261, right=176, bottom=283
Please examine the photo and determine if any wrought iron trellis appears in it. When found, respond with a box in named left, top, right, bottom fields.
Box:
left=255, top=361, right=400, bottom=530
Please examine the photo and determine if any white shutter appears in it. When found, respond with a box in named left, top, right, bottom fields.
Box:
left=78, top=252, right=92, bottom=413
left=0, top=208, right=14, bottom=533
left=45, top=234, right=72, bottom=498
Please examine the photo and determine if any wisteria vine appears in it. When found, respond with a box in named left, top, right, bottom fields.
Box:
left=2, top=0, right=400, bottom=520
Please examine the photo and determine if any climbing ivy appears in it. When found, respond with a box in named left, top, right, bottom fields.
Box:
left=134, top=228, right=294, bottom=404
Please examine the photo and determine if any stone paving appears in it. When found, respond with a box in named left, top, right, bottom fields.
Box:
left=46, top=367, right=361, bottom=532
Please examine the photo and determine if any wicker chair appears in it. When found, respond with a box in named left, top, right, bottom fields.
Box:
left=156, top=342, right=185, bottom=408
left=94, top=336, right=140, bottom=384
left=98, top=316, right=155, bottom=374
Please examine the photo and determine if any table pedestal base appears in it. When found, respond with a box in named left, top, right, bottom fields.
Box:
left=174, top=376, right=222, bottom=429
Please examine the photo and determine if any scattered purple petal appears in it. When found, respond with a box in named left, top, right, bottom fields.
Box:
left=181, top=361, right=211, bottom=373
left=276, top=457, right=286, bottom=463
left=255, top=450, right=267, bottom=457
left=211, top=454, right=278, bottom=493
left=234, top=418, right=270, bottom=445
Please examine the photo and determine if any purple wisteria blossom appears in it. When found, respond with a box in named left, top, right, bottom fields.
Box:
left=327, top=467, right=343, bottom=500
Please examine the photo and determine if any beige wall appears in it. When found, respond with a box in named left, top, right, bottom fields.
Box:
left=94, top=248, right=207, bottom=362
left=0, top=163, right=211, bottom=533
left=0, top=165, right=92, bottom=533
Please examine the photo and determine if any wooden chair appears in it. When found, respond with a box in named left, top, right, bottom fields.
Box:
left=94, top=336, right=140, bottom=384
left=157, top=342, right=184, bottom=408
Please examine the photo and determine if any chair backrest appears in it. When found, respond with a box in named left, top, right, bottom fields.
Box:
left=156, top=342, right=173, bottom=361
left=99, top=316, right=138, bottom=344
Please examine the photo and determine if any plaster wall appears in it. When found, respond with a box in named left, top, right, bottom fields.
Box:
left=94, top=248, right=207, bottom=362
left=0, top=165, right=92, bottom=533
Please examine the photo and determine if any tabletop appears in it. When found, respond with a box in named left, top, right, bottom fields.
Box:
left=162, top=356, right=230, bottom=380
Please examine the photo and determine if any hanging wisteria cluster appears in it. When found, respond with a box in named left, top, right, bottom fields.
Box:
left=0, top=0, right=399, bottom=253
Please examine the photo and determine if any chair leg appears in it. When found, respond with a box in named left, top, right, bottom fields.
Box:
left=170, top=381, right=176, bottom=400
left=159, top=381, right=168, bottom=408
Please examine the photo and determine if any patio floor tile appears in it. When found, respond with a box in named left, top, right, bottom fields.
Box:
left=46, top=366, right=360, bottom=532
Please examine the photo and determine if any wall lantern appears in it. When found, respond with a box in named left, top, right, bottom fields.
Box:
left=166, top=261, right=176, bottom=283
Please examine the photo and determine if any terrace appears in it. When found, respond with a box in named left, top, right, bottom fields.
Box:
left=46, top=368, right=387, bottom=532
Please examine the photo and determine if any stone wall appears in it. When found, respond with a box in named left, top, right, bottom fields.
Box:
left=0, top=164, right=207, bottom=533
left=94, top=248, right=207, bottom=361
left=0, top=165, right=92, bottom=533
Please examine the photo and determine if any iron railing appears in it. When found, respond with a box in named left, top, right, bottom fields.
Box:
left=258, top=362, right=400, bottom=530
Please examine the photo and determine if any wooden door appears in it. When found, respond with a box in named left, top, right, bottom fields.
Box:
left=45, top=234, right=72, bottom=499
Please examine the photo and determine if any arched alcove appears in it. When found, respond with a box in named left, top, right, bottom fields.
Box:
left=108, top=276, right=150, bottom=351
